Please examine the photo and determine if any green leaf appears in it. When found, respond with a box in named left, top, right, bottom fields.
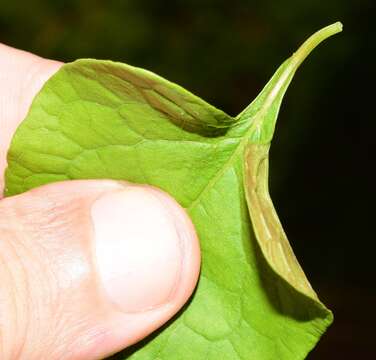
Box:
left=5, top=22, right=342, bottom=359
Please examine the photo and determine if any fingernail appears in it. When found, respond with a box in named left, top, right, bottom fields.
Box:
left=91, top=186, right=184, bottom=313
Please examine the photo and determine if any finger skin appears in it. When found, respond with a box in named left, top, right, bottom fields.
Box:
left=0, top=45, right=201, bottom=359
left=0, top=43, right=62, bottom=196
left=0, top=180, right=200, bottom=359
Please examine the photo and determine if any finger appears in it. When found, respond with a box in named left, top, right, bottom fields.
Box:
left=0, top=43, right=62, bottom=194
left=0, top=179, right=200, bottom=359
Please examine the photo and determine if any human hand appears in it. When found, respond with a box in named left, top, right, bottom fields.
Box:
left=0, top=44, right=200, bottom=359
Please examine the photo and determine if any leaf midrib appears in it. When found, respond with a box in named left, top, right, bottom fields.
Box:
left=186, top=56, right=296, bottom=213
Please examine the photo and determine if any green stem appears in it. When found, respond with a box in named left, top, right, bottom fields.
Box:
left=291, top=22, right=343, bottom=69
left=238, top=22, right=343, bottom=143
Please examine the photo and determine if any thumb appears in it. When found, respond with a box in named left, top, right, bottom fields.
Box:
left=0, top=180, right=200, bottom=360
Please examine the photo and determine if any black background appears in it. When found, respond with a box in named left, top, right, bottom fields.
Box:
left=1, top=1, right=374, bottom=358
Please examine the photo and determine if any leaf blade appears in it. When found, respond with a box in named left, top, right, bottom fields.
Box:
left=5, top=23, right=342, bottom=359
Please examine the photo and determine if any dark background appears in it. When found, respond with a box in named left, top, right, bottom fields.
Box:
left=1, top=0, right=374, bottom=358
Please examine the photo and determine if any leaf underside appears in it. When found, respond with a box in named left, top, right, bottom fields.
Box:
left=5, top=23, right=342, bottom=360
